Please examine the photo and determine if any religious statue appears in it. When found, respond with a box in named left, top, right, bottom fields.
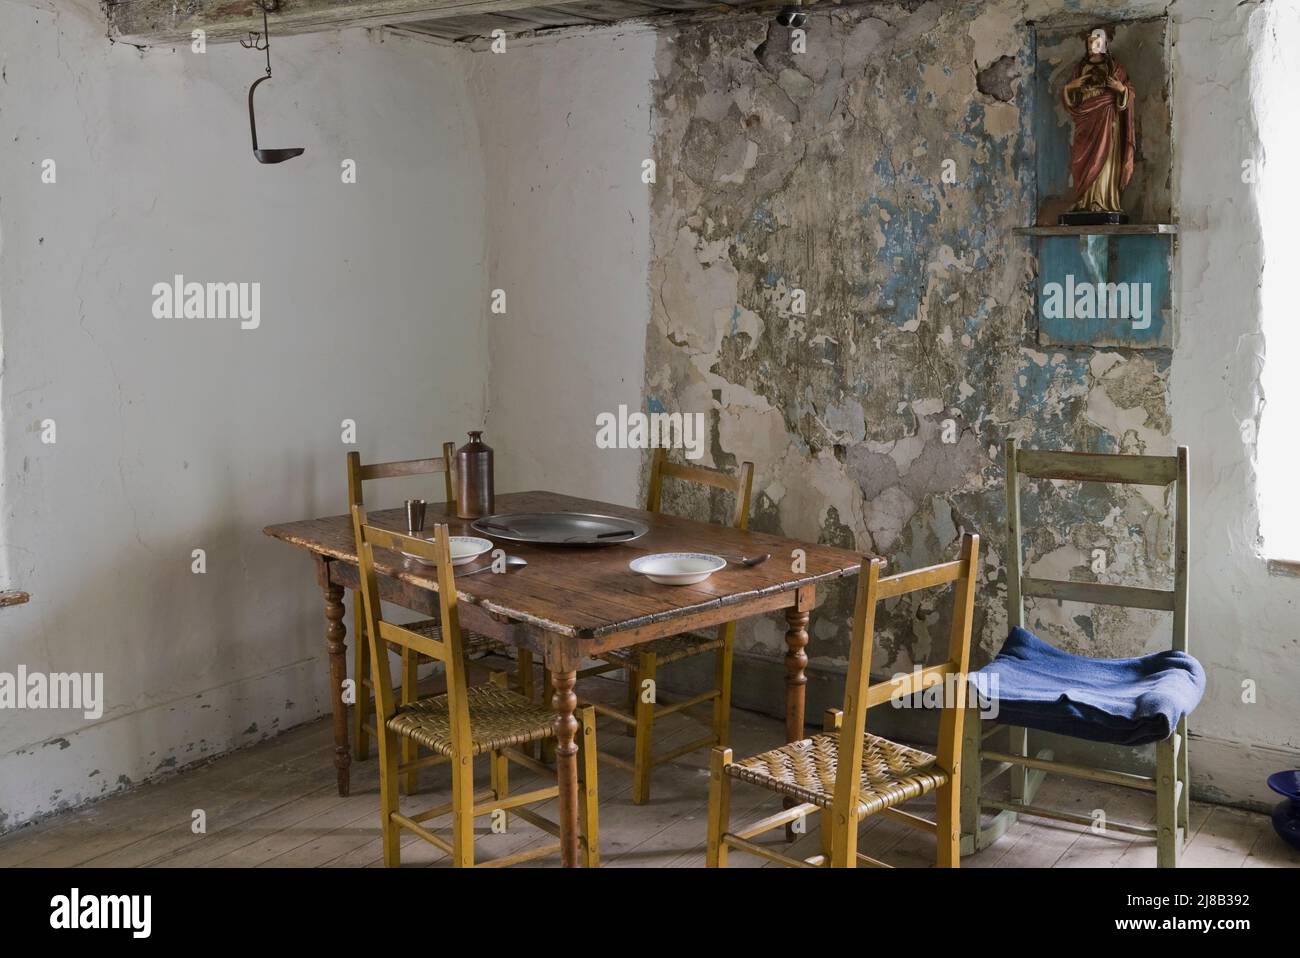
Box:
left=1059, top=27, right=1137, bottom=225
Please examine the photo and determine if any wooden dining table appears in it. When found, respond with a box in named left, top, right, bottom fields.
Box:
left=264, top=489, right=862, bottom=866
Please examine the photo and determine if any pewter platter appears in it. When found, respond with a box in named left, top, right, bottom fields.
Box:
left=472, top=512, right=649, bottom=546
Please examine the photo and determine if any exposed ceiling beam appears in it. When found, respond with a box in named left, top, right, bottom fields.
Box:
left=105, top=0, right=706, bottom=47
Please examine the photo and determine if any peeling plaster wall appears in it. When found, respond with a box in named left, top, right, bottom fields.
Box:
left=467, top=30, right=655, bottom=506
left=639, top=0, right=1297, bottom=806
left=647, top=1, right=1172, bottom=671
left=0, top=8, right=489, bottom=830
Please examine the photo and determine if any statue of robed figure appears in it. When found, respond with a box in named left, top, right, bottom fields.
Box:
left=1059, top=27, right=1137, bottom=225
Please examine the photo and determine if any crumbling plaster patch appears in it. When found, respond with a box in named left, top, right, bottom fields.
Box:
left=647, top=2, right=1178, bottom=677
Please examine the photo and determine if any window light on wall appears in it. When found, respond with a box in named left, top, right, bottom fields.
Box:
left=1256, top=1, right=1300, bottom=560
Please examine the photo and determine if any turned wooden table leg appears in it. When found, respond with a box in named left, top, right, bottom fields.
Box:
left=783, top=603, right=811, bottom=744
left=549, top=665, right=581, bottom=867
left=783, top=591, right=813, bottom=840
left=315, top=555, right=351, bottom=797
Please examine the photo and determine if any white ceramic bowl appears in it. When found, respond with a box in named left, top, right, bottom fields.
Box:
left=629, top=552, right=727, bottom=586
left=403, top=535, right=494, bottom=567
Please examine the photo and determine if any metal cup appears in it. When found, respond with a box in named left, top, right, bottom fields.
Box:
left=405, top=498, right=427, bottom=534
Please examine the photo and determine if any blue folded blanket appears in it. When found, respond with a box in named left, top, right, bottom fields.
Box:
left=973, top=627, right=1205, bottom=746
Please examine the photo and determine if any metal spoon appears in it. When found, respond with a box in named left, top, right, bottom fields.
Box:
left=726, top=553, right=770, bottom=568
left=458, top=555, right=528, bottom=576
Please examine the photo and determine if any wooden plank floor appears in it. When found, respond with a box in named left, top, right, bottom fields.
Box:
left=0, top=674, right=1295, bottom=868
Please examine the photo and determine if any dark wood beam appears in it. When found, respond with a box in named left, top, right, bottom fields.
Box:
left=105, top=0, right=635, bottom=47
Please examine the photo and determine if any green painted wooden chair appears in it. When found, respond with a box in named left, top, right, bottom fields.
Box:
left=960, top=440, right=1193, bottom=867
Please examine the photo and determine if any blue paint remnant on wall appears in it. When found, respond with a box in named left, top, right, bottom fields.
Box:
left=647, top=396, right=665, bottom=414
left=865, top=197, right=941, bottom=326
left=750, top=206, right=777, bottom=233
left=1033, top=39, right=1073, bottom=205
left=1016, top=352, right=1093, bottom=448
left=964, top=298, right=992, bottom=337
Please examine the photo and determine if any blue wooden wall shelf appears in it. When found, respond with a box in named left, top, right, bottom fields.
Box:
left=1014, top=225, right=1178, bottom=236
left=1016, top=226, right=1177, bottom=350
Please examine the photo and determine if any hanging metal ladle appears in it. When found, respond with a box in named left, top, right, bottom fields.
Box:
left=241, top=0, right=304, bottom=164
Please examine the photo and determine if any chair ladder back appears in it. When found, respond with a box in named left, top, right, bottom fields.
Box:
left=645, top=447, right=755, bottom=530
left=1006, top=439, right=1025, bottom=630
left=645, top=447, right=668, bottom=514
left=859, top=539, right=980, bottom=770
left=829, top=556, right=883, bottom=861
left=935, top=533, right=980, bottom=776
left=352, top=503, right=398, bottom=722
left=346, top=442, right=457, bottom=509
left=830, top=534, right=980, bottom=851
left=1172, top=447, right=1190, bottom=653
left=350, top=508, right=472, bottom=754
left=1007, top=440, right=1190, bottom=654
left=1014, top=448, right=1180, bottom=485
left=430, top=522, right=473, bottom=761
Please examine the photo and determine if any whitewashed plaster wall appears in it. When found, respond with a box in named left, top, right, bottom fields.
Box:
left=466, top=28, right=654, bottom=506
left=1165, top=0, right=1300, bottom=807
left=0, top=3, right=489, bottom=830
left=1, top=0, right=1294, bottom=834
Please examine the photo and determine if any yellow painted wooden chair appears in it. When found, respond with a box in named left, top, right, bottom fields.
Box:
left=346, top=448, right=528, bottom=794
left=352, top=507, right=599, bottom=868
left=960, top=441, right=1195, bottom=867
left=707, top=533, right=979, bottom=867
left=578, top=448, right=754, bottom=804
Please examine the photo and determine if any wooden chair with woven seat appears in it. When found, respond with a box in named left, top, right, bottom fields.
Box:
left=707, top=533, right=980, bottom=868
left=347, top=448, right=529, bottom=795
left=352, top=506, right=600, bottom=868
left=578, top=447, right=754, bottom=805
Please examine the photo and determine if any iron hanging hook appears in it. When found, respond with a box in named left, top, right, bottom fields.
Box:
left=239, top=1, right=276, bottom=73
left=244, top=0, right=303, bottom=163
left=239, top=30, right=269, bottom=53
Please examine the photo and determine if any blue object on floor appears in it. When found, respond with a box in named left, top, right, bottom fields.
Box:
left=1267, top=770, right=1300, bottom=851
left=973, top=626, right=1206, bottom=747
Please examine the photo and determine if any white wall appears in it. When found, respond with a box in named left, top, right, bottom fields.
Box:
left=0, top=5, right=488, bottom=829
left=2, top=0, right=1294, bottom=831
left=466, top=28, right=654, bottom=506
left=1166, top=0, right=1300, bottom=807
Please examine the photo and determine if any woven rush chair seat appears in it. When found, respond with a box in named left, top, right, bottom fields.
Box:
left=388, top=683, right=555, bottom=757
left=727, top=732, right=948, bottom=819
left=598, top=631, right=723, bottom=668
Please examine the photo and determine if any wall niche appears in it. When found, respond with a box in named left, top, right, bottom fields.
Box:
left=1020, top=17, right=1175, bottom=350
